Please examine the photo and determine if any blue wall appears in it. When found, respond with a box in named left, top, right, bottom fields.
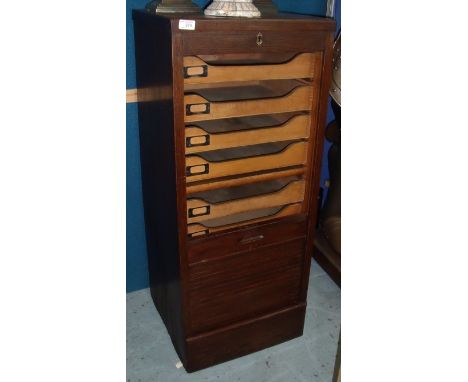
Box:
left=126, top=0, right=341, bottom=293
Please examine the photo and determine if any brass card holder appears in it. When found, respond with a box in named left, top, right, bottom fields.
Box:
left=146, top=0, right=201, bottom=13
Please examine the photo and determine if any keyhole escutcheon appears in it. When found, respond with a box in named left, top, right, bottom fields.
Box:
left=257, top=32, right=263, bottom=46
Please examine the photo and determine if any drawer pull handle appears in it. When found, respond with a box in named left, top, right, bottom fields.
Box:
left=189, top=229, right=209, bottom=238
left=184, top=65, right=208, bottom=78
left=186, top=164, right=209, bottom=177
left=186, top=103, right=210, bottom=116
left=257, top=32, right=263, bottom=47
left=186, top=134, right=210, bottom=148
left=188, top=205, right=211, bottom=218
left=240, top=234, right=265, bottom=245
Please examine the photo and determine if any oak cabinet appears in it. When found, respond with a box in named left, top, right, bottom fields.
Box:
left=133, top=10, right=335, bottom=372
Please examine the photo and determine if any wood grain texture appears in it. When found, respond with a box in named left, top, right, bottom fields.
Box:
left=185, top=114, right=310, bottom=154
left=185, top=141, right=308, bottom=182
left=126, top=88, right=138, bottom=103
left=187, top=239, right=305, bottom=334
left=184, top=53, right=317, bottom=84
left=197, top=52, right=302, bottom=65
left=186, top=167, right=305, bottom=194
left=171, top=30, right=193, bottom=353
left=299, top=52, right=323, bottom=216
left=187, top=203, right=303, bottom=237
left=187, top=214, right=306, bottom=263
left=188, top=176, right=301, bottom=203
left=133, top=11, right=335, bottom=372
left=300, top=32, right=335, bottom=302
left=185, top=303, right=306, bottom=372
left=187, top=180, right=305, bottom=224
left=184, top=86, right=312, bottom=122
left=132, top=13, right=187, bottom=365
left=181, top=30, right=328, bottom=56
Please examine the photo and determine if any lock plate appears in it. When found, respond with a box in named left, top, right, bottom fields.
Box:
left=257, top=32, right=263, bottom=46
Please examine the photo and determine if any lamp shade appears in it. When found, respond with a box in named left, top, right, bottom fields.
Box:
left=204, top=0, right=261, bottom=18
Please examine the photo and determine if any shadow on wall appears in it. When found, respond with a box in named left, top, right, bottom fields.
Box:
left=126, top=0, right=340, bottom=293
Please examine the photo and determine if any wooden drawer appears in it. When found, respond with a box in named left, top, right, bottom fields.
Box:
left=187, top=178, right=305, bottom=224
left=181, top=28, right=330, bottom=56
left=187, top=239, right=305, bottom=334
left=183, top=53, right=317, bottom=85
left=185, top=141, right=308, bottom=182
left=184, top=84, right=312, bottom=122
left=185, top=113, right=310, bottom=154
left=187, top=214, right=307, bottom=264
left=187, top=204, right=302, bottom=238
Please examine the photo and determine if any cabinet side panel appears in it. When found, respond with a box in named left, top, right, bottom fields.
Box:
left=301, top=31, right=336, bottom=301
left=133, top=13, right=186, bottom=362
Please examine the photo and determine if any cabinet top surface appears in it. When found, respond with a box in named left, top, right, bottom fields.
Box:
left=132, top=10, right=336, bottom=31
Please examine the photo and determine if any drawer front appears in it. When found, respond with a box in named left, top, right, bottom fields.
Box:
left=185, top=141, right=308, bottom=182
left=187, top=215, right=307, bottom=264
left=185, top=114, right=310, bottom=154
left=184, top=53, right=317, bottom=85
left=188, top=239, right=305, bottom=334
left=181, top=46, right=320, bottom=237
left=182, top=30, right=328, bottom=56
left=187, top=179, right=305, bottom=224
left=187, top=204, right=303, bottom=238
left=184, top=86, right=312, bottom=122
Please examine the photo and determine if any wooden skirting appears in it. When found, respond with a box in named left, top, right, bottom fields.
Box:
left=126, top=88, right=138, bottom=103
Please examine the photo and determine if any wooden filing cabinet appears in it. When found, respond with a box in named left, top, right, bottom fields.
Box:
left=132, top=10, right=335, bottom=372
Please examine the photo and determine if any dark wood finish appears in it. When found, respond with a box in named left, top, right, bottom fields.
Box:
left=197, top=52, right=307, bottom=65
left=188, top=239, right=305, bottom=334
left=188, top=214, right=306, bottom=264
left=132, top=14, right=187, bottom=363
left=182, top=30, right=328, bottom=56
left=185, top=303, right=306, bottom=372
left=300, top=32, right=335, bottom=301
left=165, top=13, right=336, bottom=31
left=132, top=11, right=335, bottom=372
